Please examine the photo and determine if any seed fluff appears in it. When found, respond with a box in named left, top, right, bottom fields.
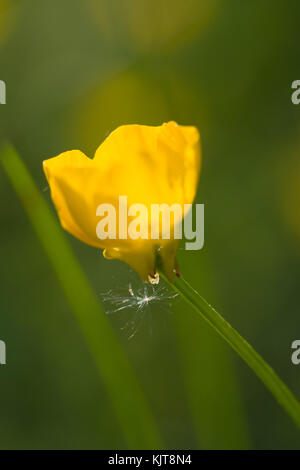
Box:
left=100, top=282, right=179, bottom=339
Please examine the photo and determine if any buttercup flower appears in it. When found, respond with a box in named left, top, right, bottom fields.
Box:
left=43, top=121, right=201, bottom=282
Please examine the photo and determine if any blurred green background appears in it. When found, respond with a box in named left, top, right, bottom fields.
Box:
left=1, top=0, right=300, bottom=450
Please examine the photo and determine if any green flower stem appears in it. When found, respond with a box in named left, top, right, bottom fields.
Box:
left=163, top=274, right=300, bottom=430
left=1, top=144, right=162, bottom=449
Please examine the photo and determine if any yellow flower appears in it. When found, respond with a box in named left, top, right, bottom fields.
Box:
left=43, top=121, right=201, bottom=282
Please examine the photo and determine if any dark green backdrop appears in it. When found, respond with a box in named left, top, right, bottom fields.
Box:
left=0, top=0, right=300, bottom=449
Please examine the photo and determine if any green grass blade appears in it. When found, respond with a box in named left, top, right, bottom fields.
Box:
left=0, top=143, right=162, bottom=449
left=164, top=274, right=300, bottom=431
left=171, top=252, right=250, bottom=448
left=173, top=311, right=250, bottom=448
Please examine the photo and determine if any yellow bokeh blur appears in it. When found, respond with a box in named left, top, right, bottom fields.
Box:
left=87, top=0, right=219, bottom=53
left=0, top=0, right=15, bottom=46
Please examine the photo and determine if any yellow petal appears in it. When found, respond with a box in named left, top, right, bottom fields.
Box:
left=94, top=121, right=200, bottom=207
left=43, top=122, right=201, bottom=282
left=43, top=150, right=104, bottom=248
